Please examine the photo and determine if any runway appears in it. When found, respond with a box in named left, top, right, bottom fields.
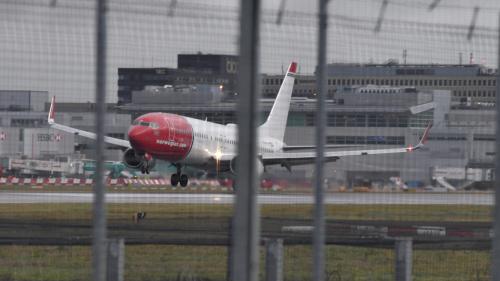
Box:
left=0, top=191, right=493, bottom=205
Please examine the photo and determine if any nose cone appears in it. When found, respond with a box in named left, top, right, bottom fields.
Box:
left=128, top=126, right=149, bottom=149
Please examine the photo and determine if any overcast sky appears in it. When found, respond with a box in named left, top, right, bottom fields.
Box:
left=1, top=0, right=499, bottom=102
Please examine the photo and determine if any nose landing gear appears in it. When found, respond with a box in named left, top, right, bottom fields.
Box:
left=170, top=164, right=189, bottom=187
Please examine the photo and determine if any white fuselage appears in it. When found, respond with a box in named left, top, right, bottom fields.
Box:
left=181, top=117, right=284, bottom=166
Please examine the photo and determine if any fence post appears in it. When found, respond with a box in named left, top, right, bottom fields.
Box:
left=313, top=0, right=329, bottom=280
left=491, top=12, right=500, bottom=281
left=227, top=218, right=233, bottom=281
left=93, top=1, right=108, bottom=281
left=265, top=238, right=284, bottom=281
left=394, top=237, right=412, bottom=281
left=232, top=0, right=261, bottom=281
left=106, top=238, right=125, bottom=281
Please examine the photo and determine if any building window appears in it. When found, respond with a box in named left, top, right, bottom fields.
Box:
left=11, top=119, right=45, bottom=127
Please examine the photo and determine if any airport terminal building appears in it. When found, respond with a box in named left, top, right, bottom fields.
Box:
left=118, top=54, right=238, bottom=104
left=0, top=91, right=130, bottom=176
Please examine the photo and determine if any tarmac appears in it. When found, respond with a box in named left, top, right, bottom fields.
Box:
left=0, top=191, right=493, bottom=205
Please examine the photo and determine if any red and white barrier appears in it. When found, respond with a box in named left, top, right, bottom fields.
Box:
left=0, top=176, right=239, bottom=192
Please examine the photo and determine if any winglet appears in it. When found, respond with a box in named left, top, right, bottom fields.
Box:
left=417, top=121, right=433, bottom=146
left=287, top=62, right=297, bottom=75
left=408, top=122, right=432, bottom=151
left=48, top=96, right=55, bottom=124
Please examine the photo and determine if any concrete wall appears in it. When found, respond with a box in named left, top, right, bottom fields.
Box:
left=0, top=128, right=21, bottom=156
left=23, top=128, right=75, bottom=158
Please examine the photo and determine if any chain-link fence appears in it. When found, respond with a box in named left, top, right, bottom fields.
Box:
left=0, top=0, right=499, bottom=280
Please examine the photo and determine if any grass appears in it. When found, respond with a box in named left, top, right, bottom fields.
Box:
left=0, top=245, right=489, bottom=281
left=0, top=203, right=492, bottom=280
left=0, top=203, right=491, bottom=222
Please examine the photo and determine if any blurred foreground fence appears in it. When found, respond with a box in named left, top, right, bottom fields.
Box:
left=0, top=0, right=500, bottom=281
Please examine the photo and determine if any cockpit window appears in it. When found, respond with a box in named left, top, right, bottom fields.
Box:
left=132, top=120, right=159, bottom=129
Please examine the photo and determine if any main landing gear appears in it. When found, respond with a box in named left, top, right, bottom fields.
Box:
left=170, top=164, right=189, bottom=187
left=140, top=166, right=150, bottom=174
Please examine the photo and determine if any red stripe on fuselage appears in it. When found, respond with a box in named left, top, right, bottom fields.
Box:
left=128, top=113, right=193, bottom=163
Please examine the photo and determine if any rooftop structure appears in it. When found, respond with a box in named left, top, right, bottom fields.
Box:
left=118, top=54, right=238, bottom=104
left=261, top=62, right=498, bottom=105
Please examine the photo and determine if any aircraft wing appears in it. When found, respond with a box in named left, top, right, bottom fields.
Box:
left=282, top=144, right=364, bottom=151
left=262, top=122, right=432, bottom=168
left=48, top=97, right=132, bottom=149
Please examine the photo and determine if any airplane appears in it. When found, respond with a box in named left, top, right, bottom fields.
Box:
left=47, top=62, right=432, bottom=187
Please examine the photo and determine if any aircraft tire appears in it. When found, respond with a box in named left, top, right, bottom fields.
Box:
left=179, top=174, right=188, bottom=187
left=170, top=174, right=179, bottom=186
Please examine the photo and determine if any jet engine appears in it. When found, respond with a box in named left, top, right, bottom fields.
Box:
left=123, top=148, right=155, bottom=171
left=229, top=157, right=264, bottom=175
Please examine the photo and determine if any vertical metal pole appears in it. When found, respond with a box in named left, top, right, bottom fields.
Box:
left=232, top=0, right=261, bottom=281
left=265, top=238, right=284, bottom=281
left=394, top=238, right=412, bottom=281
left=491, top=12, right=500, bottom=281
left=93, top=1, right=107, bottom=281
left=314, top=0, right=328, bottom=280
left=106, top=238, right=125, bottom=281
left=226, top=218, right=233, bottom=280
